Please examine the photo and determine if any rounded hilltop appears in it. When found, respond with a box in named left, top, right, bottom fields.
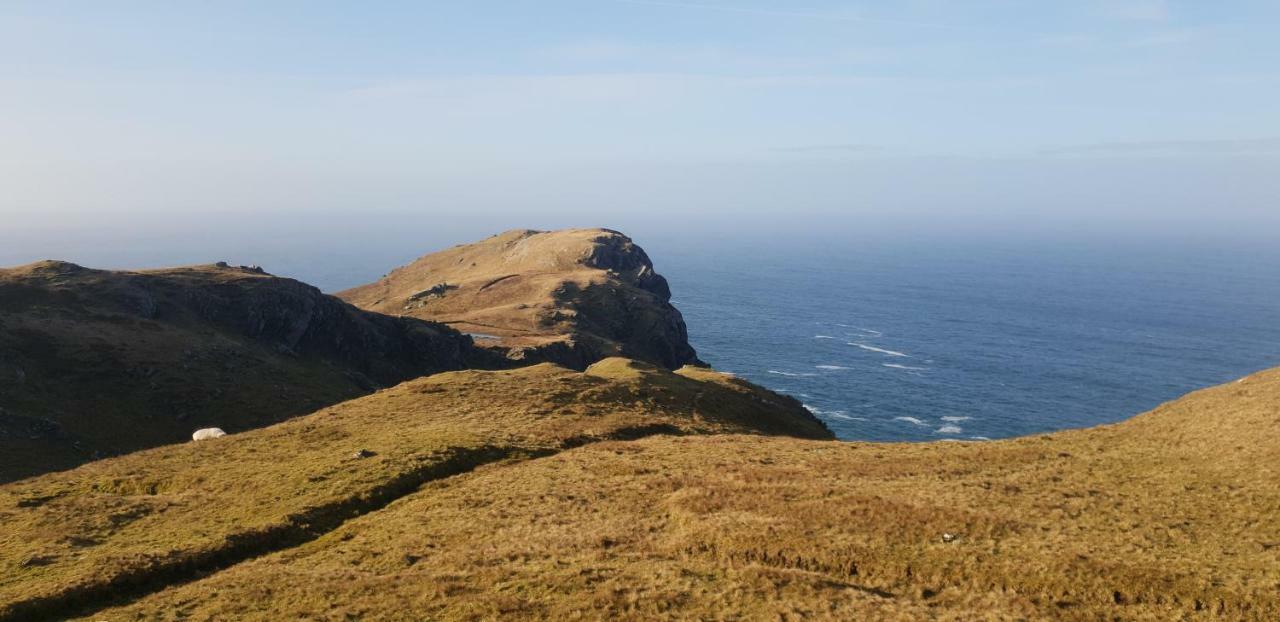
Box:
left=338, top=228, right=702, bottom=370
left=3, top=357, right=1278, bottom=620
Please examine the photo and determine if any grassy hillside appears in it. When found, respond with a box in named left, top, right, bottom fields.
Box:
left=2, top=363, right=1277, bottom=619
left=0, top=260, right=492, bottom=483
left=339, top=229, right=702, bottom=369
left=0, top=359, right=828, bottom=621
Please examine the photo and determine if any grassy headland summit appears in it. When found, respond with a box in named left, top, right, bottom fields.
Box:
left=0, top=228, right=1276, bottom=620
left=339, top=228, right=702, bottom=370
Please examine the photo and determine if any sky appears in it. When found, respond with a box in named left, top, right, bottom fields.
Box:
left=2, top=0, right=1279, bottom=275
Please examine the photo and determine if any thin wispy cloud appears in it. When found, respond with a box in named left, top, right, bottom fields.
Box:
left=342, top=73, right=877, bottom=103
left=535, top=39, right=894, bottom=72
left=1097, top=0, right=1170, bottom=22
left=612, top=0, right=955, bottom=29
left=1040, top=138, right=1280, bottom=157
left=1037, top=33, right=1100, bottom=49
left=771, top=144, right=882, bottom=154
left=1128, top=28, right=1202, bottom=48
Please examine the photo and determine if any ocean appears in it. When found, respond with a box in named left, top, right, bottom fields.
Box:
left=649, top=236, right=1280, bottom=441
left=5, top=229, right=1278, bottom=442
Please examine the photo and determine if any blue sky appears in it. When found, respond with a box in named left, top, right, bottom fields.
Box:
left=2, top=0, right=1279, bottom=262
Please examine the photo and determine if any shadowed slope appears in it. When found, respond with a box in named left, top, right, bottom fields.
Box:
left=78, top=368, right=1280, bottom=621
left=0, top=260, right=494, bottom=483
left=0, top=359, right=829, bottom=621
left=338, top=228, right=702, bottom=370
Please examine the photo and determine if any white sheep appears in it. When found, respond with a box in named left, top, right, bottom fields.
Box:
left=192, top=427, right=227, bottom=441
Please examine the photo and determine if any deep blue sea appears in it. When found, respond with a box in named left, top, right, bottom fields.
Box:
left=647, top=236, right=1280, bottom=441
left=5, top=230, right=1278, bottom=443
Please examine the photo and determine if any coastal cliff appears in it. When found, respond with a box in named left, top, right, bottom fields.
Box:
left=0, top=231, right=1276, bottom=620
left=338, top=228, right=702, bottom=370
left=0, top=260, right=492, bottom=482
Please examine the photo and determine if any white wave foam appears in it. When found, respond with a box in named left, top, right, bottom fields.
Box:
left=815, top=365, right=851, bottom=370
left=768, top=370, right=817, bottom=377
left=882, top=363, right=926, bottom=371
left=936, top=425, right=963, bottom=435
left=970, top=436, right=992, bottom=441
left=837, top=324, right=883, bottom=336
left=850, top=343, right=908, bottom=357
left=893, top=416, right=928, bottom=426
left=802, top=405, right=867, bottom=422
left=814, top=335, right=836, bottom=339
left=940, top=416, right=972, bottom=422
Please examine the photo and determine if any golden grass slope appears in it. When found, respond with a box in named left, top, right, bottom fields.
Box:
left=338, top=229, right=701, bottom=369
left=73, top=367, right=1280, bottom=621
left=0, top=358, right=828, bottom=621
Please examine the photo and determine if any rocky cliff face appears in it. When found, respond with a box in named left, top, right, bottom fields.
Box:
left=0, top=260, right=493, bottom=482
left=338, top=228, right=702, bottom=370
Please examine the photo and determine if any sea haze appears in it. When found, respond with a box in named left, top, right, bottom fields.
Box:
left=651, top=236, right=1280, bottom=442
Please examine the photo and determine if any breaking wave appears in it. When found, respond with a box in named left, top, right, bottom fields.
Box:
left=821, top=411, right=853, bottom=420
left=850, top=343, right=908, bottom=357
left=837, top=324, right=883, bottom=336
left=803, top=405, right=867, bottom=422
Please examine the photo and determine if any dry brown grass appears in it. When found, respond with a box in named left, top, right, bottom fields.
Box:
left=338, top=228, right=700, bottom=368
left=0, top=358, right=827, bottom=620
left=339, top=229, right=616, bottom=341
left=73, top=367, right=1280, bottom=621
